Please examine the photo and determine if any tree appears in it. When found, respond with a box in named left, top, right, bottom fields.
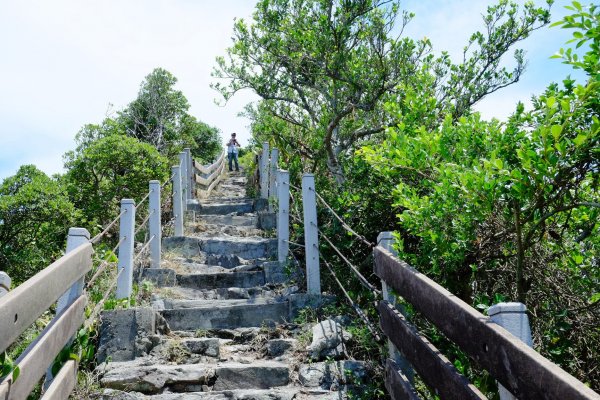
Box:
left=64, top=135, right=169, bottom=231
left=213, top=0, right=551, bottom=183
left=359, top=1, right=600, bottom=386
left=119, top=68, right=190, bottom=157
left=119, top=68, right=222, bottom=161
left=0, top=165, right=76, bottom=284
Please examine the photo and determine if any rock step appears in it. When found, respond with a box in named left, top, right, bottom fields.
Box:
left=164, top=297, right=282, bottom=310
left=100, top=361, right=290, bottom=394
left=160, top=300, right=289, bottom=330
left=153, top=285, right=283, bottom=302
left=102, top=388, right=346, bottom=399
left=176, top=271, right=265, bottom=290
left=187, top=200, right=254, bottom=215
left=163, top=236, right=277, bottom=259
left=189, top=214, right=258, bottom=227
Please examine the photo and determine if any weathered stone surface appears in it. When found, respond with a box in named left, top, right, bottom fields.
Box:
left=195, top=214, right=258, bottom=227
left=262, top=261, right=287, bottom=285
left=257, top=211, right=276, bottom=230
left=177, top=271, right=265, bottom=289
left=298, top=361, right=367, bottom=389
left=97, top=308, right=156, bottom=363
left=205, top=254, right=245, bottom=268
left=213, top=362, right=290, bottom=390
left=142, top=268, right=176, bottom=287
left=184, top=338, right=220, bottom=357
left=187, top=200, right=254, bottom=215
left=97, top=389, right=141, bottom=399
left=101, top=364, right=215, bottom=394
left=307, top=319, right=352, bottom=360
left=288, top=294, right=336, bottom=320
left=160, top=301, right=289, bottom=330
left=163, top=236, right=277, bottom=259
left=267, top=339, right=297, bottom=357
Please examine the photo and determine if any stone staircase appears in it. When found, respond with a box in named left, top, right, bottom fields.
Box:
left=93, top=172, right=369, bottom=400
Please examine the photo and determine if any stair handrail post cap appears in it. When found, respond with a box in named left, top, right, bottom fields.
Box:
left=0, top=271, right=11, bottom=290
left=488, top=302, right=528, bottom=317
left=121, top=199, right=135, bottom=205
left=68, top=227, right=90, bottom=239
left=149, top=179, right=160, bottom=184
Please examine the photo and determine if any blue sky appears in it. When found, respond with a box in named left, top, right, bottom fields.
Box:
left=0, top=0, right=584, bottom=180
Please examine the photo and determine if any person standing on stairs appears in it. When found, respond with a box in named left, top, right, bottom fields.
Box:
left=227, top=132, right=240, bottom=172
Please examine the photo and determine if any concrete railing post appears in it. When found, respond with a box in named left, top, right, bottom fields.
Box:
left=57, top=228, right=91, bottom=313
left=0, top=272, right=10, bottom=299
left=149, top=180, right=161, bottom=269
left=260, top=142, right=269, bottom=199
left=489, top=302, right=533, bottom=400
left=269, top=148, right=279, bottom=211
left=378, top=231, right=414, bottom=382
left=184, top=147, right=193, bottom=200
left=172, top=166, right=184, bottom=237
left=277, top=169, right=289, bottom=264
left=46, top=227, right=90, bottom=386
left=179, top=152, right=188, bottom=211
left=116, top=199, right=135, bottom=299
left=302, top=174, right=321, bottom=294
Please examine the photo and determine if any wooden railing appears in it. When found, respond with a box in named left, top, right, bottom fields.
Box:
left=192, top=151, right=227, bottom=199
left=374, top=246, right=600, bottom=400
left=0, top=148, right=200, bottom=399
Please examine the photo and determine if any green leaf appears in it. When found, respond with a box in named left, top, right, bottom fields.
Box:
left=551, top=124, right=563, bottom=140
left=573, top=134, right=587, bottom=147
left=11, top=366, right=20, bottom=382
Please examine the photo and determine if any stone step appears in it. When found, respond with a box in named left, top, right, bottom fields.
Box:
left=100, top=361, right=290, bottom=394
left=163, top=236, right=277, bottom=259
left=190, top=214, right=258, bottom=227
left=160, top=300, right=289, bottom=330
left=101, top=387, right=347, bottom=399
left=187, top=199, right=254, bottom=215
left=176, top=271, right=265, bottom=290
left=164, top=297, right=282, bottom=310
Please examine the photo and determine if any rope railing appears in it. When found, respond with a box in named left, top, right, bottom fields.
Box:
left=135, top=188, right=153, bottom=209
left=84, top=267, right=124, bottom=329
left=89, top=209, right=127, bottom=244
left=133, top=235, right=155, bottom=264
left=319, top=229, right=381, bottom=296
left=311, top=187, right=375, bottom=248
left=321, top=256, right=382, bottom=342
left=134, top=210, right=154, bottom=236
left=86, top=235, right=127, bottom=289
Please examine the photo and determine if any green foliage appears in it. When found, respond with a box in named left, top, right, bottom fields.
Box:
left=359, top=3, right=600, bottom=387
left=64, top=135, right=169, bottom=232
left=119, top=68, right=222, bottom=160
left=0, top=165, right=76, bottom=283
left=0, top=352, right=19, bottom=382
left=216, top=0, right=551, bottom=182
left=551, top=1, right=599, bottom=77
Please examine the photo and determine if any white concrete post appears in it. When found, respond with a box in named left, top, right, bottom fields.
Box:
left=172, top=166, right=184, bottom=237
left=277, top=169, right=289, bottom=264
left=0, top=271, right=10, bottom=299
left=116, top=199, right=135, bottom=299
left=179, top=152, right=188, bottom=211
left=269, top=148, right=279, bottom=212
left=46, top=227, right=90, bottom=386
left=489, top=302, right=533, bottom=400
left=377, top=231, right=414, bottom=382
left=149, top=180, right=161, bottom=269
left=302, top=174, right=321, bottom=294
left=260, top=142, right=269, bottom=199
left=184, top=148, right=194, bottom=200
left=56, top=228, right=91, bottom=313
